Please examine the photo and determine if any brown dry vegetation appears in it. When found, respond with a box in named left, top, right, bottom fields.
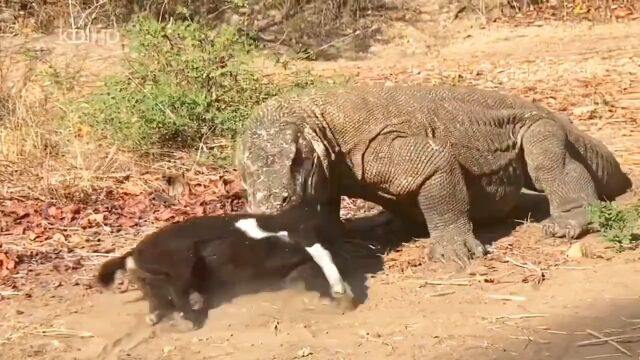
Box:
left=0, top=1, right=640, bottom=359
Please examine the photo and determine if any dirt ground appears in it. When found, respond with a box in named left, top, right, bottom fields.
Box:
left=1, top=9, right=640, bottom=360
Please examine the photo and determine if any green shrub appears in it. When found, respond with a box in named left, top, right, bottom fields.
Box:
left=587, top=201, right=640, bottom=249
left=73, top=15, right=323, bottom=152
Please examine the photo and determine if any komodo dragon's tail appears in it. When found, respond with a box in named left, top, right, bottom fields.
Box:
left=96, top=250, right=133, bottom=287
left=557, top=115, right=633, bottom=199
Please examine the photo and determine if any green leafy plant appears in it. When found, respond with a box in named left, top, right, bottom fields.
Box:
left=587, top=201, right=640, bottom=249
left=72, top=15, right=325, bottom=153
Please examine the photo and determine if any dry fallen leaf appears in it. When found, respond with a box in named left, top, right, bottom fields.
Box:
left=62, top=204, right=81, bottom=215
left=612, top=7, right=633, bottom=19
left=86, top=213, right=105, bottom=224
left=45, top=205, right=60, bottom=219
left=193, top=206, right=205, bottom=216
left=0, top=171, right=246, bottom=269
left=155, top=209, right=174, bottom=222
left=117, top=217, right=138, bottom=228
left=0, top=252, right=17, bottom=278
left=11, top=225, right=26, bottom=236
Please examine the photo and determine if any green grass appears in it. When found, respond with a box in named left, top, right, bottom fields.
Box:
left=69, top=14, right=331, bottom=156
left=587, top=201, right=640, bottom=250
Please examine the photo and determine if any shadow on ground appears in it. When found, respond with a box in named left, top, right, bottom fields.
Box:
left=226, top=185, right=632, bottom=321
left=276, top=189, right=555, bottom=309
left=338, top=189, right=553, bottom=257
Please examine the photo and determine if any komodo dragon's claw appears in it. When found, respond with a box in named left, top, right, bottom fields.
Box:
left=428, top=236, right=487, bottom=268
left=541, top=209, right=591, bottom=239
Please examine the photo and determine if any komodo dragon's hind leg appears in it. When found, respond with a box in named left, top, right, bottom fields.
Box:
left=366, top=135, right=486, bottom=268
left=522, top=119, right=600, bottom=239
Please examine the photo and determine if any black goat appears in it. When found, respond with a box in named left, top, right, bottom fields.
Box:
left=96, top=199, right=354, bottom=328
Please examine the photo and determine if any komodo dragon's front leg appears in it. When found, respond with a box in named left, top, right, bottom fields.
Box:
left=522, top=119, right=599, bottom=238
left=366, top=135, right=486, bottom=267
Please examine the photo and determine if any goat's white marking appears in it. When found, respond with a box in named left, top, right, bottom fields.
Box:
left=305, top=243, right=346, bottom=296
left=125, top=256, right=137, bottom=270
left=234, top=218, right=290, bottom=242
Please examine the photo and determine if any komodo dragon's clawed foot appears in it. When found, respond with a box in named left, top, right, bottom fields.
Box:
left=541, top=208, right=591, bottom=239
left=428, top=235, right=487, bottom=268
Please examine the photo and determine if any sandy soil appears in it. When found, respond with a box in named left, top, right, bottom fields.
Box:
left=1, top=10, right=640, bottom=360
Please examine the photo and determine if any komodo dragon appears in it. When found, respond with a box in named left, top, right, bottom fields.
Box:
left=234, top=84, right=633, bottom=267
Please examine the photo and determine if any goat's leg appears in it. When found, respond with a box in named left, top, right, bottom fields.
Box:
left=304, top=243, right=351, bottom=298
left=138, top=281, right=173, bottom=326
left=146, top=300, right=172, bottom=326
left=168, top=284, right=206, bottom=329
left=170, top=286, right=197, bottom=323
left=300, top=235, right=355, bottom=311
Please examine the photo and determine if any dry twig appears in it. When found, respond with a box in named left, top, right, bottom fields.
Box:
left=28, top=328, right=94, bottom=338
left=486, top=294, right=527, bottom=302
left=582, top=329, right=632, bottom=357
left=423, top=279, right=473, bottom=286
left=483, top=313, right=548, bottom=321
left=577, top=334, right=640, bottom=346
left=505, top=256, right=546, bottom=285
left=425, top=290, right=455, bottom=297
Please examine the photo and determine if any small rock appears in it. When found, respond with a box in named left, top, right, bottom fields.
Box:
left=572, top=106, right=597, bottom=116
left=566, top=241, right=590, bottom=259
left=162, top=345, right=175, bottom=356
left=473, top=64, right=492, bottom=76
left=50, top=340, right=66, bottom=350
left=297, top=346, right=312, bottom=357
left=467, top=265, right=490, bottom=276
left=51, top=233, right=66, bottom=243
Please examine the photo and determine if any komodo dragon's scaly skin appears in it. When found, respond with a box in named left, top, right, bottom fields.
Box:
left=234, top=84, right=633, bottom=266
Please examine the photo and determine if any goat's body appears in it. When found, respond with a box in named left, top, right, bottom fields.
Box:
left=96, top=200, right=352, bottom=328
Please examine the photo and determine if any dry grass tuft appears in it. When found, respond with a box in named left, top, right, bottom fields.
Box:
left=0, top=43, right=137, bottom=203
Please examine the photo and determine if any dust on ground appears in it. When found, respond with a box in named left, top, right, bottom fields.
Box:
left=1, top=9, right=640, bottom=360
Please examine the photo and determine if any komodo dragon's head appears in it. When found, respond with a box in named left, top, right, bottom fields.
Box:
left=235, top=121, right=329, bottom=214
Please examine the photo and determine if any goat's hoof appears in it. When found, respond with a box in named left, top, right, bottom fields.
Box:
left=189, top=292, right=205, bottom=310
left=145, top=312, right=161, bottom=326
left=332, top=282, right=356, bottom=312
left=179, top=311, right=206, bottom=330
left=172, top=313, right=199, bottom=331
left=334, top=294, right=356, bottom=312
left=331, top=281, right=354, bottom=298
